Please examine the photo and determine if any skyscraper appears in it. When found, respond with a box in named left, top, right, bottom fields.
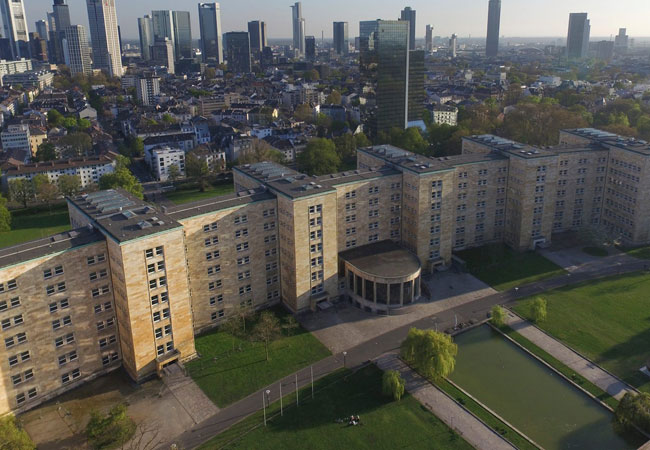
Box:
left=359, top=20, right=423, bottom=135
left=138, top=15, right=154, bottom=61
left=0, top=0, right=29, bottom=59
left=152, top=38, right=175, bottom=74
left=51, top=0, right=71, bottom=63
left=449, top=34, right=457, bottom=58
left=333, top=22, right=349, bottom=55
left=224, top=31, right=251, bottom=74
left=172, top=11, right=192, bottom=59
left=614, top=28, right=629, bottom=55
left=198, top=3, right=223, bottom=64
left=35, top=20, right=49, bottom=42
left=305, top=35, right=316, bottom=60
left=64, top=25, right=92, bottom=76
left=152, top=10, right=175, bottom=53
left=29, top=32, right=48, bottom=61
left=425, top=24, right=433, bottom=52
left=86, top=0, right=123, bottom=77
left=248, top=20, right=264, bottom=56
left=260, top=22, right=268, bottom=48
left=486, top=0, right=501, bottom=57
left=400, top=6, right=416, bottom=50
left=567, top=13, right=590, bottom=59
left=291, top=2, right=305, bottom=57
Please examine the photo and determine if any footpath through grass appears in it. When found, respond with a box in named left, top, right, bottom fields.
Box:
left=165, top=182, right=234, bottom=205
left=513, top=272, right=650, bottom=394
left=456, top=243, right=566, bottom=291
left=198, top=365, right=473, bottom=450
left=0, top=204, right=71, bottom=248
left=186, top=307, right=331, bottom=407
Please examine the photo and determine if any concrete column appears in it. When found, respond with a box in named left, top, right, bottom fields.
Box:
left=399, top=282, right=404, bottom=306
left=386, top=282, right=390, bottom=305
left=361, top=275, right=366, bottom=300
left=373, top=281, right=377, bottom=305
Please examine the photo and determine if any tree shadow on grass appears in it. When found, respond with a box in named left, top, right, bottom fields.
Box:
left=598, top=326, right=650, bottom=391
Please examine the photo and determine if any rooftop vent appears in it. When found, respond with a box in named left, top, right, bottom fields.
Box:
left=137, top=221, right=152, bottom=230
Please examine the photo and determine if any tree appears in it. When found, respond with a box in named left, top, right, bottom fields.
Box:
left=47, top=109, right=64, bottom=127
left=294, top=103, right=313, bottom=122
left=400, top=328, right=458, bottom=381
left=382, top=370, right=406, bottom=401
left=282, top=315, right=300, bottom=337
left=167, top=164, right=181, bottom=183
left=62, top=116, right=79, bottom=130
left=59, top=132, right=93, bottom=157
left=99, top=169, right=143, bottom=199
left=490, top=305, right=507, bottom=327
left=185, top=153, right=210, bottom=192
left=530, top=297, right=547, bottom=323
left=85, top=403, right=136, bottom=450
left=325, top=90, right=342, bottom=105
left=252, top=311, right=282, bottom=361
left=220, top=316, right=242, bottom=351
left=9, top=179, right=34, bottom=208
left=0, top=415, right=35, bottom=450
left=302, top=69, right=320, bottom=82
left=297, top=138, right=341, bottom=175
left=58, top=174, right=81, bottom=197
left=236, top=139, right=285, bottom=165
left=204, top=67, right=217, bottom=80
left=35, top=142, right=57, bottom=162
left=236, top=306, right=255, bottom=335
left=32, top=174, right=59, bottom=209
left=162, top=113, right=176, bottom=124
left=615, top=392, right=650, bottom=434
left=77, top=118, right=92, bottom=130
left=0, top=193, right=11, bottom=232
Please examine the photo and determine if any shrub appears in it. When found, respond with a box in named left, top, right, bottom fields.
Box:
left=85, top=403, right=136, bottom=449
left=490, top=305, right=507, bottom=327
left=615, top=392, right=650, bottom=434
left=382, top=370, right=406, bottom=401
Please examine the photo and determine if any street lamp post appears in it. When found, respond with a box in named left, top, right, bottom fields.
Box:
left=263, top=389, right=271, bottom=426
left=342, top=351, right=347, bottom=368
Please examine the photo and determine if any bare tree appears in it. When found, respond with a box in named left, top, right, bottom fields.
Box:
left=120, top=421, right=162, bottom=450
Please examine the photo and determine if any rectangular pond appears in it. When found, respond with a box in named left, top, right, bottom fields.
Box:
left=449, top=325, right=643, bottom=450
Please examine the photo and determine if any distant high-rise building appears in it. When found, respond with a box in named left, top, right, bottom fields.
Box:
left=172, top=11, right=192, bottom=59
left=614, top=28, right=629, bottom=55
left=486, top=0, right=501, bottom=57
left=260, top=22, right=268, bottom=48
left=29, top=32, right=48, bottom=61
left=198, top=3, right=223, bottom=64
left=567, top=13, right=590, bottom=59
left=595, top=41, right=614, bottom=61
left=305, top=35, right=316, bottom=60
left=35, top=20, right=49, bottom=43
left=225, top=32, right=251, bottom=74
left=333, top=22, right=349, bottom=55
left=248, top=20, right=265, bottom=56
left=261, top=46, right=274, bottom=69
left=86, top=0, right=123, bottom=77
left=51, top=0, right=71, bottom=63
left=400, top=6, right=416, bottom=50
left=152, top=38, right=175, bottom=74
left=0, top=0, right=29, bottom=59
left=64, top=25, right=92, bottom=75
left=291, top=2, right=306, bottom=57
left=359, top=19, right=424, bottom=135
left=138, top=15, right=154, bottom=61
left=118, top=25, right=123, bottom=55
left=136, top=72, right=160, bottom=106
left=152, top=10, right=175, bottom=54
left=425, top=24, right=433, bottom=52
left=449, top=34, right=457, bottom=58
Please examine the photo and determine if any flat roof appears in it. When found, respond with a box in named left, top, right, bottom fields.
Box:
left=0, top=227, right=104, bottom=269
left=563, top=128, right=650, bottom=155
left=340, top=240, right=421, bottom=279
left=463, top=135, right=556, bottom=159
left=165, top=189, right=276, bottom=221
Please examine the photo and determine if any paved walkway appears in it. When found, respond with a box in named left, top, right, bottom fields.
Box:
left=376, top=354, right=517, bottom=450
left=505, top=311, right=636, bottom=400
left=162, top=363, right=220, bottom=425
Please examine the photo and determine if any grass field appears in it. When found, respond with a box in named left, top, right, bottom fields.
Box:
left=198, top=365, right=473, bottom=450
left=186, top=307, right=331, bottom=407
left=165, top=183, right=234, bottom=205
left=513, top=272, right=650, bottom=394
left=457, top=243, right=566, bottom=291
left=621, top=245, right=650, bottom=260
left=0, top=204, right=71, bottom=248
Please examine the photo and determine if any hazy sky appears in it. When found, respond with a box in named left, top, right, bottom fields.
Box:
left=24, top=0, right=650, bottom=41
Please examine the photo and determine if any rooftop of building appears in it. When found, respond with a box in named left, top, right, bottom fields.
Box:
left=3, top=154, right=117, bottom=174
left=68, top=189, right=183, bottom=244
left=463, top=135, right=556, bottom=159
left=0, top=227, right=105, bottom=270
left=339, top=240, right=421, bottom=280
left=563, top=128, right=650, bottom=155
left=165, top=188, right=276, bottom=221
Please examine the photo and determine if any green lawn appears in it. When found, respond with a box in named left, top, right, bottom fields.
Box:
left=621, top=245, right=650, bottom=260
left=198, top=365, right=473, bottom=450
left=0, top=204, right=71, bottom=248
left=165, top=183, right=234, bottom=205
left=186, top=308, right=331, bottom=407
left=456, top=243, right=566, bottom=291
left=513, top=272, right=650, bottom=394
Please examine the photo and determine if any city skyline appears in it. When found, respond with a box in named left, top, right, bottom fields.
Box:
left=23, top=0, right=650, bottom=42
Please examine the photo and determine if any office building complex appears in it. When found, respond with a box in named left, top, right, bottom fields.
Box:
left=247, top=20, right=266, bottom=56
left=172, top=11, right=192, bottom=60
left=333, top=22, right=349, bottom=55
left=152, top=38, right=175, bottom=74
left=400, top=6, right=416, bottom=50
left=0, top=0, right=29, bottom=60
left=567, top=13, right=590, bottom=59
left=3, top=128, right=650, bottom=415
left=305, top=35, right=316, bottom=60
left=225, top=32, right=251, bottom=74
left=86, top=0, right=123, bottom=77
left=425, top=24, right=433, bottom=52
left=359, top=19, right=424, bottom=135
left=138, top=15, right=154, bottom=61
left=486, top=0, right=501, bottom=57
left=198, top=3, right=223, bottom=64
left=291, top=2, right=306, bottom=57
left=64, top=25, right=92, bottom=76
